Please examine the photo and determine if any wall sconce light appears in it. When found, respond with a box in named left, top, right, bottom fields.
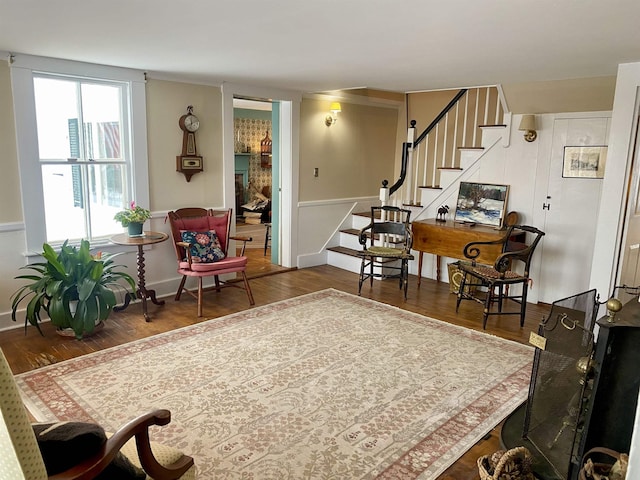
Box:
left=518, top=114, right=537, bottom=142
left=325, top=102, right=342, bottom=126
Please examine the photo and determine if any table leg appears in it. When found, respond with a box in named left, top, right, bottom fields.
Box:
left=417, top=252, right=423, bottom=287
left=436, top=255, right=442, bottom=282
left=113, top=292, right=133, bottom=312
left=135, top=245, right=164, bottom=322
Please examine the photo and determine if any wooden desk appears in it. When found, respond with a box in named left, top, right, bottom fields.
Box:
left=110, top=231, right=169, bottom=322
left=412, top=219, right=508, bottom=284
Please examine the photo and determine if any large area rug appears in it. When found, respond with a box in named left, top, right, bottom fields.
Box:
left=16, top=289, right=533, bottom=479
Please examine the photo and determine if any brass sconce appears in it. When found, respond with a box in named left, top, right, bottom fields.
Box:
left=518, top=114, right=537, bottom=142
left=325, top=102, right=342, bottom=126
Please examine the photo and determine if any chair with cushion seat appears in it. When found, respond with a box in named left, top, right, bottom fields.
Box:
left=168, top=208, right=255, bottom=317
left=357, top=205, right=414, bottom=299
left=0, top=348, right=196, bottom=480
left=455, top=224, right=545, bottom=329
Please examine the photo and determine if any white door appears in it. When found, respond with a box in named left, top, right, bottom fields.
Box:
left=537, top=115, right=611, bottom=304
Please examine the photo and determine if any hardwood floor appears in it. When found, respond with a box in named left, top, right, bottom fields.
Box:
left=1, top=256, right=549, bottom=480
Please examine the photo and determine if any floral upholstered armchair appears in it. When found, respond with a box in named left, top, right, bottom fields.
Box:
left=0, top=348, right=196, bottom=479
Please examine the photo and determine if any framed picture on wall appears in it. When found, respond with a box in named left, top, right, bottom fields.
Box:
left=562, top=146, right=607, bottom=178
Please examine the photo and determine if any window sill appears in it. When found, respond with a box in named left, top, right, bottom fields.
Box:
left=23, top=237, right=159, bottom=260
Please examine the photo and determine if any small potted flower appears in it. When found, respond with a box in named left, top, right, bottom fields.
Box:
left=114, top=201, right=152, bottom=237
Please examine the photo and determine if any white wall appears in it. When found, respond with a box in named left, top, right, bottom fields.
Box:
left=296, top=196, right=379, bottom=268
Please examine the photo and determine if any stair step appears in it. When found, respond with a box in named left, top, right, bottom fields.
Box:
left=354, top=210, right=381, bottom=219
left=458, top=146, right=484, bottom=151
left=327, top=246, right=361, bottom=258
left=418, top=185, right=442, bottom=190
left=437, top=167, right=463, bottom=171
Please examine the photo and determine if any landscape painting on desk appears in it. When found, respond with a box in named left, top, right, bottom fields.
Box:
left=454, top=182, right=509, bottom=228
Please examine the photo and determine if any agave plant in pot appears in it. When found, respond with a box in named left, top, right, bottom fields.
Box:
left=10, top=240, right=136, bottom=339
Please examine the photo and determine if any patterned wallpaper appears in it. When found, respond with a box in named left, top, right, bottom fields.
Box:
left=234, top=117, right=272, bottom=198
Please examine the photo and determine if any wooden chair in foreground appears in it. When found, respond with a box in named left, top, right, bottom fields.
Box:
left=357, top=205, right=414, bottom=300
left=0, top=348, right=195, bottom=480
left=168, top=208, right=255, bottom=317
left=455, top=224, right=545, bottom=329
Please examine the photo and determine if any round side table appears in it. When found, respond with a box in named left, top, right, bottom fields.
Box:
left=110, top=231, right=168, bottom=322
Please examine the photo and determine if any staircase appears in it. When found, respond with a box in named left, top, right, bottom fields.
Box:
left=327, top=86, right=509, bottom=278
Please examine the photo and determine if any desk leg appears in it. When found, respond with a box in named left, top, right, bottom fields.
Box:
left=416, top=252, right=442, bottom=283
left=135, top=245, right=165, bottom=322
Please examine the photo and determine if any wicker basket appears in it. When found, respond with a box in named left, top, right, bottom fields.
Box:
left=578, top=447, right=627, bottom=480
left=477, top=446, right=535, bottom=480
left=448, top=261, right=479, bottom=295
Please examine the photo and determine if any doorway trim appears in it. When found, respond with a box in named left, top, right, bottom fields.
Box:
left=590, top=64, right=640, bottom=299
left=222, top=83, right=301, bottom=268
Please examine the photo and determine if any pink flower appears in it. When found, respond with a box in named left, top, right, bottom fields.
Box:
left=130, top=200, right=136, bottom=209
left=195, top=233, right=210, bottom=246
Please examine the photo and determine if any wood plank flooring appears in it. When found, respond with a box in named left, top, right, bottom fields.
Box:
left=1, top=250, right=549, bottom=480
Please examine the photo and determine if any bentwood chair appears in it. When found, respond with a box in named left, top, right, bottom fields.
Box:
left=168, top=208, right=255, bottom=317
left=0, top=348, right=195, bottom=480
left=455, top=224, right=545, bottom=329
left=357, top=205, right=414, bottom=299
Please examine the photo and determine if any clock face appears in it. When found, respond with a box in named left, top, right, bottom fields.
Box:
left=183, top=114, right=200, bottom=132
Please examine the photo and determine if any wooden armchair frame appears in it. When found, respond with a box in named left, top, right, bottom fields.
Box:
left=357, top=205, right=414, bottom=299
left=455, top=224, right=545, bottom=329
left=168, top=208, right=254, bottom=317
left=49, top=410, right=194, bottom=480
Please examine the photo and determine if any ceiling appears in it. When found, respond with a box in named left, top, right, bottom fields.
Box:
left=2, top=0, right=640, bottom=93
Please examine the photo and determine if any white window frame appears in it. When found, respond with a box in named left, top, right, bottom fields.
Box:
left=10, top=54, right=149, bottom=254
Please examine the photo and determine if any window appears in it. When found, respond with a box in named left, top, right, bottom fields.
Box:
left=35, top=76, right=129, bottom=243
left=10, top=54, right=149, bottom=253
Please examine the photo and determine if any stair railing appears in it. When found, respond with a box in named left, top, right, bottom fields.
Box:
left=381, top=86, right=505, bottom=208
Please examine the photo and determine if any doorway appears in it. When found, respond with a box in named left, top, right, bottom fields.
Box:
left=222, top=83, right=301, bottom=270
left=233, top=98, right=275, bottom=264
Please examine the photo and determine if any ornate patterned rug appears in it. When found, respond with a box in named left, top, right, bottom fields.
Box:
left=16, top=289, right=533, bottom=479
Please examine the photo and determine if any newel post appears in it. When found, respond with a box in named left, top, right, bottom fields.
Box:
left=404, top=120, right=416, bottom=205
left=380, top=179, right=389, bottom=208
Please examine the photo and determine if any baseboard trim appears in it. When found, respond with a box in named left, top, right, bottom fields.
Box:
left=297, top=251, right=327, bottom=268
